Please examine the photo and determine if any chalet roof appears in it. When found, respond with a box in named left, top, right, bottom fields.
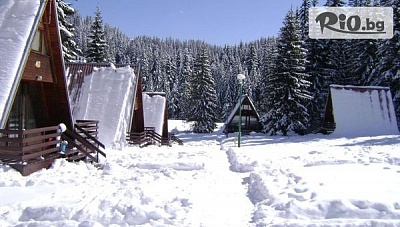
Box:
left=0, top=0, right=46, bottom=128
left=325, top=84, right=399, bottom=136
left=143, top=92, right=167, bottom=137
left=71, top=66, right=137, bottom=148
left=65, top=62, right=138, bottom=77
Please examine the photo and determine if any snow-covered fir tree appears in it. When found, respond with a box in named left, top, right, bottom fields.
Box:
left=370, top=0, right=400, bottom=124
left=188, top=45, right=218, bottom=133
left=86, top=5, right=108, bottom=63
left=324, top=0, right=346, bottom=6
left=244, top=44, right=261, bottom=109
left=56, top=0, right=82, bottom=62
left=179, top=48, right=193, bottom=119
left=260, top=9, right=312, bottom=136
left=259, top=37, right=277, bottom=115
left=165, top=55, right=179, bottom=119
left=299, top=0, right=311, bottom=40
left=348, top=0, right=379, bottom=85
left=220, top=46, right=239, bottom=122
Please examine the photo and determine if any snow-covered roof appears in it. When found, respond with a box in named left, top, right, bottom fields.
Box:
left=330, top=85, right=399, bottom=137
left=143, top=92, right=167, bottom=136
left=0, top=0, right=45, bottom=128
left=72, top=66, right=137, bottom=149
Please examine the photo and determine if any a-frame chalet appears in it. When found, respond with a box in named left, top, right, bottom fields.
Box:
left=223, top=95, right=263, bottom=134
left=0, top=0, right=105, bottom=175
left=321, top=85, right=399, bottom=136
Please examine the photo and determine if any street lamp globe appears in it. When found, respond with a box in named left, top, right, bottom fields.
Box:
left=237, top=73, right=246, bottom=84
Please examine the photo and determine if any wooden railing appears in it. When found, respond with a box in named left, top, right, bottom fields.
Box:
left=61, top=120, right=106, bottom=163
left=127, top=127, right=183, bottom=147
left=126, top=131, right=149, bottom=147
left=169, top=134, right=184, bottom=145
left=0, top=121, right=106, bottom=175
left=76, top=120, right=99, bottom=139
left=62, top=129, right=105, bottom=163
left=0, top=126, right=61, bottom=164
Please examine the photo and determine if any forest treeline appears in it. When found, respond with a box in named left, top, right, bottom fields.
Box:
left=58, top=0, right=399, bottom=134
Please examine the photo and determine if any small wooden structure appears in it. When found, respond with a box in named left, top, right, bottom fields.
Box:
left=126, top=92, right=183, bottom=147
left=0, top=0, right=105, bottom=175
left=223, top=95, right=263, bottom=134
left=126, top=89, right=182, bottom=146
left=321, top=85, right=399, bottom=136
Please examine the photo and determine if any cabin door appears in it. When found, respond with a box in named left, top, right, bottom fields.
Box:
left=7, top=83, right=46, bottom=130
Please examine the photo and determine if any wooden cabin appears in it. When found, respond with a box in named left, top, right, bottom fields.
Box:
left=223, top=95, right=263, bottom=134
left=0, top=0, right=105, bottom=175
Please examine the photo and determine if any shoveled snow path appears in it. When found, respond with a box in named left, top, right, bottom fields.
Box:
left=184, top=137, right=254, bottom=226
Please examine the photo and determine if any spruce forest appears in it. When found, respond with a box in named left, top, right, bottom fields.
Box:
left=58, top=0, right=400, bottom=135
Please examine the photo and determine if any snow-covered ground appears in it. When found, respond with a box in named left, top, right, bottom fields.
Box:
left=1, top=120, right=400, bottom=226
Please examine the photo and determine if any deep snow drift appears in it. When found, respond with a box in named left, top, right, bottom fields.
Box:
left=0, top=120, right=400, bottom=226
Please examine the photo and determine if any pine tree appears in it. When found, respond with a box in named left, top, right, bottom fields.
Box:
left=260, top=9, right=312, bottom=136
left=86, top=5, right=108, bottom=63
left=188, top=45, right=218, bottom=133
left=371, top=0, right=400, bottom=125
left=56, top=0, right=82, bottom=62
left=244, top=44, right=261, bottom=108
left=165, top=55, right=178, bottom=118
left=324, top=0, right=346, bottom=6
left=179, top=48, right=193, bottom=119
left=348, top=0, right=379, bottom=85
left=299, top=0, right=311, bottom=40
left=259, top=38, right=277, bottom=115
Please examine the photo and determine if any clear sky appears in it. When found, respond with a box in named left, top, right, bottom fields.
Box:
left=66, top=0, right=303, bottom=46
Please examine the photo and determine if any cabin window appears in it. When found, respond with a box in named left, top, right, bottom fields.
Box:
left=241, top=105, right=251, bottom=110
left=31, top=30, right=48, bottom=55
left=31, top=31, right=41, bottom=52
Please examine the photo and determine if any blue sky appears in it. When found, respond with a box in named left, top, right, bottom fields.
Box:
left=66, top=0, right=303, bottom=46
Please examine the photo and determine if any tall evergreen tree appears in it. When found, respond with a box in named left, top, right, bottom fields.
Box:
left=299, top=0, right=311, bottom=40
left=244, top=44, right=261, bottom=107
left=348, top=0, right=379, bottom=85
left=165, top=55, right=178, bottom=119
left=371, top=0, right=400, bottom=125
left=179, top=48, right=193, bottom=119
left=56, top=0, right=82, bottom=62
left=260, top=9, right=312, bottom=136
left=86, top=5, right=108, bottom=63
left=188, top=45, right=218, bottom=133
left=259, top=38, right=277, bottom=115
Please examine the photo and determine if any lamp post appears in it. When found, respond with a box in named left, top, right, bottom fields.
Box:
left=237, top=73, right=246, bottom=147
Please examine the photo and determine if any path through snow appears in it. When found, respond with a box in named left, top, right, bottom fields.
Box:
left=184, top=135, right=253, bottom=226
